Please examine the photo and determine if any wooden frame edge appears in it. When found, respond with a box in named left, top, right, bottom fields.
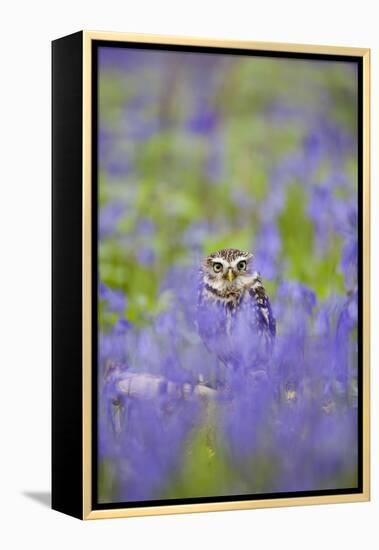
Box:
left=83, top=492, right=369, bottom=521
left=362, top=48, right=371, bottom=502
left=83, top=30, right=369, bottom=56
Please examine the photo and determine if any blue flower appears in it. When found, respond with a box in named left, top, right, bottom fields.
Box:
left=99, top=202, right=125, bottom=240
left=99, top=282, right=127, bottom=315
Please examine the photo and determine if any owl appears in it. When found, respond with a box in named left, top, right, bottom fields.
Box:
left=197, top=248, right=276, bottom=371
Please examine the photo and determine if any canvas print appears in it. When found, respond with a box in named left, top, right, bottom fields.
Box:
left=97, top=45, right=360, bottom=505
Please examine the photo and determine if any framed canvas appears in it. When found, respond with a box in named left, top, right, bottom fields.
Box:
left=52, top=31, right=370, bottom=520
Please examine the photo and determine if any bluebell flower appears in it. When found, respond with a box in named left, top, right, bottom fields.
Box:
left=187, top=109, right=218, bottom=134
left=136, top=218, right=155, bottom=237
left=99, top=282, right=127, bottom=315
left=137, top=247, right=155, bottom=267
left=99, top=202, right=125, bottom=240
left=254, top=222, right=282, bottom=280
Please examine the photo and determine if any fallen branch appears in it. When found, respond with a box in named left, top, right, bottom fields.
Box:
left=116, top=372, right=218, bottom=400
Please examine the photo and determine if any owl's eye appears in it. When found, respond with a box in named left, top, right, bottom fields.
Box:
left=237, top=260, right=247, bottom=271
left=213, top=262, right=223, bottom=273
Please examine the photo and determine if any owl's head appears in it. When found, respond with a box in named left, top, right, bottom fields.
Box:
left=201, top=248, right=254, bottom=292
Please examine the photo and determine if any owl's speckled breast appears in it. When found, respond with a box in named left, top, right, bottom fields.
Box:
left=202, top=282, right=246, bottom=310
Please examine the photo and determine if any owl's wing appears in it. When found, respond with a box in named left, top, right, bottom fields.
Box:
left=249, top=276, right=276, bottom=339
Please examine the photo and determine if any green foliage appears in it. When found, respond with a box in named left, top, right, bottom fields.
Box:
left=162, top=403, right=235, bottom=498
left=278, top=184, right=344, bottom=298
left=98, top=56, right=355, bottom=324
left=162, top=403, right=281, bottom=498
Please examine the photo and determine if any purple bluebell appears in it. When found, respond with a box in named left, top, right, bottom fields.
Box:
left=253, top=222, right=282, bottom=280
left=99, top=282, right=127, bottom=315
left=99, top=202, right=125, bottom=240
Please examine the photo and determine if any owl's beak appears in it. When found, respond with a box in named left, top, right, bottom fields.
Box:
left=226, top=269, right=235, bottom=282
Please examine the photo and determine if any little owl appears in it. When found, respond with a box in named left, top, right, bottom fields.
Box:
left=197, top=248, right=276, bottom=370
